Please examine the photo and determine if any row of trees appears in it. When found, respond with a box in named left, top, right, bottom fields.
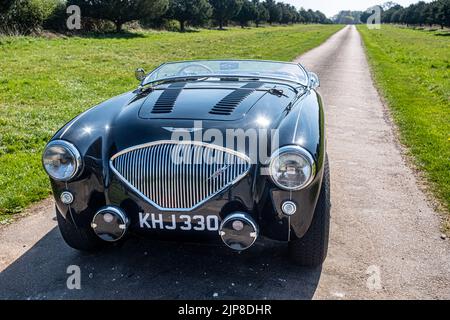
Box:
left=334, top=1, right=450, bottom=29
left=73, top=0, right=332, bottom=32
left=377, top=0, right=450, bottom=28
left=0, top=0, right=332, bottom=34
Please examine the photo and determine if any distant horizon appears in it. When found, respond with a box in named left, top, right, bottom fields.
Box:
left=284, top=0, right=433, bottom=17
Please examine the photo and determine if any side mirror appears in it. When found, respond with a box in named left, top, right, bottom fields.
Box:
left=308, top=72, right=320, bottom=89
left=135, top=68, right=146, bottom=82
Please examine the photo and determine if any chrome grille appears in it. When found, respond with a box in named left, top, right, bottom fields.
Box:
left=110, top=141, right=251, bottom=211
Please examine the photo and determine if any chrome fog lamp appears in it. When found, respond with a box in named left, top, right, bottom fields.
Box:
left=91, top=206, right=129, bottom=242
left=269, top=146, right=316, bottom=191
left=42, top=140, right=82, bottom=181
left=281, top=201, right=297, bottom=216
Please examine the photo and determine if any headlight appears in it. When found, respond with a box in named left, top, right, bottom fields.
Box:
left=42, top=140, right=82, bottom=181
left=269, top=146, right=316, bottom=191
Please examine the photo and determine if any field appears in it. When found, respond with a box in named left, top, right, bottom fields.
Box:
left=0, top=24, right=343, bottom=222
left=358, top=25, right=450, bottom=228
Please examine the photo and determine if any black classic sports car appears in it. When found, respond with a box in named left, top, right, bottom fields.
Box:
left=43, top=60, right=330, bottom=267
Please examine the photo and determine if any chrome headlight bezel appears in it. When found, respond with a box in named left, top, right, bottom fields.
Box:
left=42, top=140, right=82, bottom=182
left=269, top=145, right=316, bottom=191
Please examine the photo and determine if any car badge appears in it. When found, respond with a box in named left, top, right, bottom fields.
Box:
left=208, top=164, right=232, bottom=180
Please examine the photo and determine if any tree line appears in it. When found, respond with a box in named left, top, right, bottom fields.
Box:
left=0, top=0, right=332, bottom=35
left=373, top=0, right=450, bottom=28
left=333, top=1, right=450, bottom=29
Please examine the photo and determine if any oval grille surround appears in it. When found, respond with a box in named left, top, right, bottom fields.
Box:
left=110, top=141, right=251, bottom=211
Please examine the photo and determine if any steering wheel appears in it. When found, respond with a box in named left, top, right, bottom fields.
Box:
left=176, top=63, right=214, bottom=76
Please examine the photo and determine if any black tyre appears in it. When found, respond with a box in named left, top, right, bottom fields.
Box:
left=289, top=155, right=331, bottom=267
left=56, top=207, right=104, bottom=252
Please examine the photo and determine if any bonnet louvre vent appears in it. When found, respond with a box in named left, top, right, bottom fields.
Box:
left=210, top=82, right=263, bottom=116
left=152, top=83, right=186, bottom=114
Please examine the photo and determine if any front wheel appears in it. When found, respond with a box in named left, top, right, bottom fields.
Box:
left=289, top=155, right=331, bottom=267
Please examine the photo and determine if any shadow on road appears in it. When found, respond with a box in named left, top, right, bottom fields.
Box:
left=0, top=227, right=322, bottom=299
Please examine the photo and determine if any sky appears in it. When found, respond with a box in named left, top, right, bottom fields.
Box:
left=284, top=0, right=432, bottom=17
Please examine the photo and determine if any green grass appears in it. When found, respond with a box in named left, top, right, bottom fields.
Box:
left=358, top=25, right=450, bottom=229
left=0, top=25, right=343, bottom=221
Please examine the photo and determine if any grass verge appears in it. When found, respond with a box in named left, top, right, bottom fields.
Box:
left=358, top=25, right=450, bottom=231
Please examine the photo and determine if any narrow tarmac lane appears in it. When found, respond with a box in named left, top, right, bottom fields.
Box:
left=0, top=25, right=448, bottom=299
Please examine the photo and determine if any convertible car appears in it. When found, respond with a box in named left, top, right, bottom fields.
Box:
left=43, top=60, right=330, bottom=267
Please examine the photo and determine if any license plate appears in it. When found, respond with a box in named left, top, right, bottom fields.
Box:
left=138, top=212, right=220, bottom=231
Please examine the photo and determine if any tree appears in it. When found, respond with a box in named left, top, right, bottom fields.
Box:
left=390, top=8, right=404, bottom=23
left=398, top=7, right=408, bottom=23
left=2, top=0, right=61, bottom=33
left=360, top=6, right=382, bottom=24
left=298, top=8, right=310, bottom=23
left=69, top=0, right=169, bottom=32
left=404, top=2, right=427, bottom=26
left=435, top=0, right=450, bottom=28
left=382, top=4, right=403, bottom=23
left=264, top=0, right=281, bottom=24
left=166, top=0, right=211, bottom=32
left=253, top=0, right=268, bottom=27
left=0, top=0, right=14, bottom=14
left=415, top=1, right=428, bottom=26
left=307, top=9, right=318, bottom=23
left=235, top=0, right=257, bottom=28
left=291, top=6, right=300, bottom=23
left=305, top=9, right=315, bottom=23
left=279, top=4, right=299, bottom=24
left=423, top=2, right=438, bottom=27
left=278, top=3, right=288, bottom=23
left=314, top=10, right=327, bottom=24
left=381, top=1, right=399, bottom=11
left=209, top=0, right=243, bottom=30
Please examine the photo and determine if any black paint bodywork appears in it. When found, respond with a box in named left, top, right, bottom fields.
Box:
left=47, top=70, right=326, bottom=244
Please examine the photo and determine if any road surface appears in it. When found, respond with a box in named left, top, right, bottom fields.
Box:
left=0, top=25, right=448, bottom=300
